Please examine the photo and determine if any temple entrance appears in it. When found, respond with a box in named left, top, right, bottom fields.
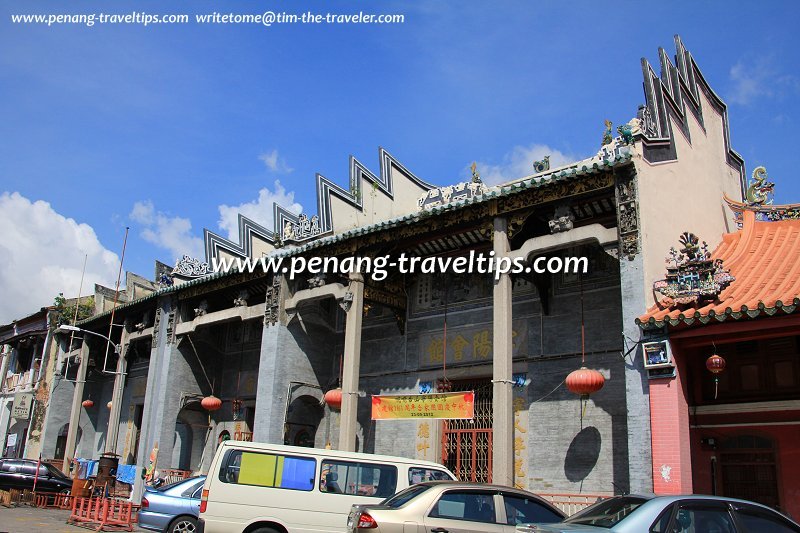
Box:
left=720, top=435, right=779, bottom=510
left=284, top=395, right=324, bottom=448
left=441, top=379, right=492, bottom=483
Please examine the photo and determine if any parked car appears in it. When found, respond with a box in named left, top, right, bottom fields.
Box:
left=515, top=494, right=800, bottom=532
left=348, top=481, right=565, bottom=533
left=0, top=458, right=72, bottom=492
left=140, top=475, right=206, bottom=533
left=198, top=441, right=456, bottom=533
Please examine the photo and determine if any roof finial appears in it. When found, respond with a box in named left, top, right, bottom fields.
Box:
left=470, top=162, right=482, bottom=184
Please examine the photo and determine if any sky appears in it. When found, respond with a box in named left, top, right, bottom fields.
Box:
left=1, top=1, right=799, bottom=323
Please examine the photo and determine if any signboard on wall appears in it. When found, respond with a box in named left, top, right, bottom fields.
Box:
left=371, top=392, right=474, bottom=420
left=11, top=393, right=33, bottom=419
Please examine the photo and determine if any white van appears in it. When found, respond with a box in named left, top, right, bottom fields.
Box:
left=198, top=441, right=456, bottom=533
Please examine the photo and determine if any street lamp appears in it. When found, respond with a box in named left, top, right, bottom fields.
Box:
left=58, top=325, right=122, bottom=375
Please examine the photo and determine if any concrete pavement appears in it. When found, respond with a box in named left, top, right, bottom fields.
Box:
left=0, top=506, right=149, bottom=533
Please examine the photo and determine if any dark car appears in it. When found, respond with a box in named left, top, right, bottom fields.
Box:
left=0, top=458, right=72, bottom=492
left=139, top=475, right=206, bottom=533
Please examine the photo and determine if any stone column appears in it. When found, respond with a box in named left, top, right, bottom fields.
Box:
left=132, top=300, right=170, bottom=503
left=105, top=325, right=131, bottom=454
left=492, top=217, right=514, bottom=486
left=339, top=272, right=364, bottom=452
left=0, top=345, right=11, bottom=392
left=64, top=339, right=90, bottom=471
left=253, top=276, right=288, bottom=444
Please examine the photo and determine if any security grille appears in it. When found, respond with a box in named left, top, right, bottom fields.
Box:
left=440, top=379, right=492, bottom=483
left=720, top=435, right=779, bottom=510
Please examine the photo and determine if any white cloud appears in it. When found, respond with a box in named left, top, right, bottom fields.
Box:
left=129, top=200, right=204, bottom=262
left=217, top=180, right=303, bottom=240
left=728, top=58, right=800, bottom=106
left=470, top=144, right=577, bottom=185
left=728, top=61, right=768, bottom=106
left=0, top=192, right=120, bottom=323
left=258, top=149, right=293, bottom=174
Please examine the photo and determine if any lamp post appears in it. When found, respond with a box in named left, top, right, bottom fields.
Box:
left=59, top=325, right=126, bottom=469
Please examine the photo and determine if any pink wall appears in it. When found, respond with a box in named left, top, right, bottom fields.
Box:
left=649, top=354, right=693, bottom=494
left=691, top=425, right=800, bottom=520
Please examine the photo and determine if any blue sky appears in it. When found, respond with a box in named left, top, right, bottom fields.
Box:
left=1, top=0, right=799, bottom=322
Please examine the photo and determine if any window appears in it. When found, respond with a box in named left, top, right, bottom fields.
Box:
left=382, top=484, right=432, bottom=508
left=430, top=491, right=496, bottom=523
left=735, top=508, right=800, bottom=533
left=183, top=479, right=205, bottom=498
left=672, top=504, right=735, bottom=533
left=408, top=467, right=452, bottom=484
left=319, top=460, right=397, bottom=498
left=649, top=505, right=674, bottom=532
left=220, top=450, right=315, bottom=491
left=566, top=497, right=648, bottom=527
left=502, top=494, right=563, bottom=525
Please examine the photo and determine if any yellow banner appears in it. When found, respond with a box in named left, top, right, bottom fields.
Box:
left=371, top=392, right=474, bottom=420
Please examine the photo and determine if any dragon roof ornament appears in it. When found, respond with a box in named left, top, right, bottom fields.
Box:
left=724, top=166, right=800, bottom=228
left=652, top=232, right=734, bottom=309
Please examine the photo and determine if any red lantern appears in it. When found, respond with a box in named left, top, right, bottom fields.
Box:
left=566, top=367, right=605, bottom=398
left=82, top=399, right=94, bottom=408
left=324, top=388, right=343, bottom=410
left=706, top=354, right=726, bottom=374
left=201, top=395, right=222, bottom=411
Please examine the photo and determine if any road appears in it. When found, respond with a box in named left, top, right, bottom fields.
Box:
left=0, top=505, right=149, bottom=533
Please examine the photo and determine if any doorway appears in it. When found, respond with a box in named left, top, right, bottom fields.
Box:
left=441, top=379, right=492, bottom=483
left=720, top=435, right=779, bottom=510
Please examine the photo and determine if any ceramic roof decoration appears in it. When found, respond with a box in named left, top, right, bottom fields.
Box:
left=639, top=208, right=800, bottom=329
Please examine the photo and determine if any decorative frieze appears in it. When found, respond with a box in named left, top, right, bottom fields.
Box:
left=233, top=290, right=249, bottom=307
left=264, top=276, right=281, bottom=327
left=172, top=255, right=212, bottom=278
left=615, top=171, right=640, bottom=259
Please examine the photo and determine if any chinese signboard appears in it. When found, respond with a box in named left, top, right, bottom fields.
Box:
left=419, top=320, right=528, bottom=368
left=11, top=392, right=33, bottom=419
left=372, top=392, right=474, bottom=420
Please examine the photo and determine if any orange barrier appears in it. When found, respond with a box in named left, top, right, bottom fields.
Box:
left=68, top=496, right=136, bottom=531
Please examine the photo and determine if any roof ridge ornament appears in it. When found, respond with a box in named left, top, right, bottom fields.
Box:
left=652, top=232, right=734, bottom=309
left=745, top=166, right=774, bottom=206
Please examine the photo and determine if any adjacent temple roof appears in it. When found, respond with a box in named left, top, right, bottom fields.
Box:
left=638, top=198, right=800, bottom=329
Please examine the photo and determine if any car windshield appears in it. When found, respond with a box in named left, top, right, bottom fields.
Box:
left=380, top=484, right=433, bottom=508
left=565, top=497, right=649, bottom=528
left=156, top=477, right=200, bottom=493
left=44, top=464, right=67, bottom=478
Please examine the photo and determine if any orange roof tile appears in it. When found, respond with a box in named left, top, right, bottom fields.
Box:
left=638, top=210, right=800, bottom=329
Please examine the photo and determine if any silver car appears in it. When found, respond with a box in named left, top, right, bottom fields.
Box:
left=348, top=481, right=565, bottom=533
left=517, top=494, right=800, bottom=532
left=139, top=475, right=206, bottom=533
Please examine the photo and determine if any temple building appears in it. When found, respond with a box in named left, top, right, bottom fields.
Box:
left=638, top=187, right=800, bottom=518
left=29, top=36, right=753, bottom=505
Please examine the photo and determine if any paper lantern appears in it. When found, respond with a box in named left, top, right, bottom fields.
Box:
left=201, top=395, right=222, bottom=411
left=706, top=354, right=726, bottom=374
left=324, top=388, right=343, bottom=410
left=82, top=399, right=94, bottom=408
left=566, top=367, right=605, bottom=398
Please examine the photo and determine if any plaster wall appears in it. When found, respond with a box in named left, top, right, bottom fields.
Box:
left=636, top=87, right=743, bottom=309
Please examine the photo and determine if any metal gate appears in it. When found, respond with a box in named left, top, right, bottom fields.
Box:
left=441, top=379, right=492, bottom=483
left=720, top=435, right=779, bottom=510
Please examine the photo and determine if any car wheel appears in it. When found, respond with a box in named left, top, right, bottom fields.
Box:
left=168, top=516, right=198, bottom=533
left=250, top=528, right=280, bottom=533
